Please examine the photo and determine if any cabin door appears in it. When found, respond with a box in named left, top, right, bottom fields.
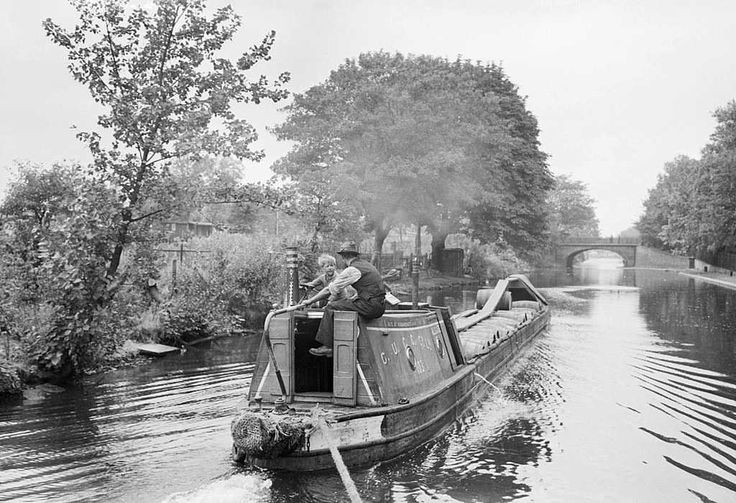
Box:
left=332, top=311, right=358, bottom=405
left=268, top=314, right=293, bottom=398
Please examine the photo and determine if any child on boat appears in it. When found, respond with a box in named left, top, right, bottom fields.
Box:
left=299, top=242, right=386, bottom=357
left=301, top=254, right=355, bottom=306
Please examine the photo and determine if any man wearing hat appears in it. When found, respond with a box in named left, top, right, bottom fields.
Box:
left=299, top=241, right=386, bottom=356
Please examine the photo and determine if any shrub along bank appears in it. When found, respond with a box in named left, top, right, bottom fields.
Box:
left=0, top=229, right=530, bottom=398
left=0, top=232, right=289, bottom=395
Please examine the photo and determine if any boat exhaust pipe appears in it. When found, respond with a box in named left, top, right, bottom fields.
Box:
left=284, top=246, right=300, bottom=307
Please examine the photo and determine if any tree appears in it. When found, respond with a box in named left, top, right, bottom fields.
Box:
left=273, top=53, right=552, bottom=267
left=0, top=163, right=78, bottom=270
left=696, top=101, right=736, bottom=254
left=637, top=156, right=700, bottom=251
left=546, top=174, right=600, bottom=239
left=449, top=64, right=553, bottom=262
left=638, top=101, right=736, bottom=257
left=1, top=163, right=127, bottom=374
left=43, top=0, right=290, bottom=281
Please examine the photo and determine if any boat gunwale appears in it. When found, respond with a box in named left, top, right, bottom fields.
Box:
left=250, top=310, right=550, bottom=468
left=335, top=310, right=548, bottom=422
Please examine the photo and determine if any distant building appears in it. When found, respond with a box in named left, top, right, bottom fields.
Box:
left=163, top=220, right=214, bottom=240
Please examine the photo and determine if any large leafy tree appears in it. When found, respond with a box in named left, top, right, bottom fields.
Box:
left=43, top=0, right=290, bottom=280
left=637, top=156, right=700, bottom=251
left=273, top=53, right=550, bottom=266
left=457, top=64, right=553, bottom=260
left=546, top=174, right=600, bottom=239
left=274, top=53, right=481, bottom=264
left=638, top=101, right=736, bottom=257
left=696, top=101, right=736, bottom=254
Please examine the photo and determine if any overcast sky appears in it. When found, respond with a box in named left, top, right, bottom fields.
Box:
left=1, top=0, right=734, bottom=236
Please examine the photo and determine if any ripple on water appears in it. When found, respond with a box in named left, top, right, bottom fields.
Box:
left=161, top=473, right=272, bottom=503
left=631, top=348, right=736, bottom=497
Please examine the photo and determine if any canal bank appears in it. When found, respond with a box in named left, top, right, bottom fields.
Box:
left=679, top=270, right=736, bottom=290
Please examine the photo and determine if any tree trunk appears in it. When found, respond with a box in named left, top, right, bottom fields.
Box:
left=372, top=222, right=390, bottom=270
left=431, top=232, right=447, bottom=273
left=106, top=220, right=130, bottom=279
left=310, top=223, right=321, bottom=253
left=429, top=213, right=450, bottom=273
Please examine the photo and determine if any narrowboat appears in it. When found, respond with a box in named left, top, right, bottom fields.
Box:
left=231, top=262, right=550, bottom=471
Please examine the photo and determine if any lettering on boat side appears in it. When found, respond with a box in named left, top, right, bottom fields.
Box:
left=377, top=317, right=428, bottom=328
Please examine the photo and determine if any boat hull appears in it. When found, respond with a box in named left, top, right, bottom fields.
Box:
left=247, top=309, right=549, bottom=471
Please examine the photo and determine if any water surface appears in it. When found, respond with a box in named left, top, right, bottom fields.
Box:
left=1, top=265, right=735, bottom=502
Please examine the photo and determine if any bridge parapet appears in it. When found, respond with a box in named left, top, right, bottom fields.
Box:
left=557, top=236, right=641, bottom=245
left=553, top=241, right=638, bottom=267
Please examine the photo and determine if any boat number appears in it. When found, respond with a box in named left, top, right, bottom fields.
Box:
left=406, top=346, right=416, bottom=371
left=381, top=352, right=389, bottom=364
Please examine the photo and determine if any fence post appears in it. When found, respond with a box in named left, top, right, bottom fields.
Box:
left=171, top=259, right=177, bottom=291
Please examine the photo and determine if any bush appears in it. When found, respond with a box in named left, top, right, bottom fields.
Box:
left=0, top=164, right=164, bottom=377
left=448, top=234, right=529, bottom=280
left=156, top=232, right=286, bottom=343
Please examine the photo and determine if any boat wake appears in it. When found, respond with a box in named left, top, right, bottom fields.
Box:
left=160, top=473, right=272, bottom=503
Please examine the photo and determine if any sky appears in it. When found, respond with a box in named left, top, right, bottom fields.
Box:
left=1, top=0, right=734, bottom=236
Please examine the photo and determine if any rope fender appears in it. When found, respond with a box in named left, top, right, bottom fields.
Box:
left=231, top=410, right=312, bottom=460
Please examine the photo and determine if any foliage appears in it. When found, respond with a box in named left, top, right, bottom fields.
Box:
left=545, top=174, right=600, bottom=239
left=168, top=156, right=265, bottom=232
left=637, top=100, right=736, bottom=257
left=4, top=0, right=291, bottom=376
left=273, top=53, right=552, bottom=262
left=157, top=232, right=285, bottom=343
left=637, top=156, right=700, bottom=251
left=0, top=164, right=153, bottom=374
left=460, top=65, right=554, bottom=257
left=43, top=0, right=290, bottom=279
left=447, top=234, right=528, bottom=280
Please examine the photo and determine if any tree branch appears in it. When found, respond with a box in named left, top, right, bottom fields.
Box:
left=129, top=208, right=166, bottom=223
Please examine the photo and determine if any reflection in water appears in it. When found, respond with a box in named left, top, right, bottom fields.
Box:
left=0, top=337, right=260, bottom=503
left=1, top=268, right=735, bottom=502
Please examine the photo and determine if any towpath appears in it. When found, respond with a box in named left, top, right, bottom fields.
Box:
left=679, top=270, right=736, bottom=291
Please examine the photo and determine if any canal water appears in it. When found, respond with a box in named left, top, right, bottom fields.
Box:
left=1, top=264, right=735, bottom=502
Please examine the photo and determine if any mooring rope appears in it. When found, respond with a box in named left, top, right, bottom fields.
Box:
left=473, top=372, right=513, bottom=409
left=254, top=361, right=271, bottom=399
left=316, top=416, right=363, bottom=503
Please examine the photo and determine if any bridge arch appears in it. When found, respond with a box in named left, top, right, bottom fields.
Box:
left=553, top=239, right=639, bottom=268
left=563, top=247, right=629, bottom=268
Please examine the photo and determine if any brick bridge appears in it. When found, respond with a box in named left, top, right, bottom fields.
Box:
left=554, top=237, right=640, bottom=268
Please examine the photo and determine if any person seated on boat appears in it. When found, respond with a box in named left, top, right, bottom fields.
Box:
left=299, top=241, right=386, bottom=357
left=300, top=253, right=356, bottom=307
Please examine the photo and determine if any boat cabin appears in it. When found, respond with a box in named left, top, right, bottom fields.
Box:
left=249, top=305, right=464, bottom=407
left=248, top=275, right=546, bottom=409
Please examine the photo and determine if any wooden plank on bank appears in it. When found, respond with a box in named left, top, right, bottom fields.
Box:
left=133, top=342, right=180, bottom=356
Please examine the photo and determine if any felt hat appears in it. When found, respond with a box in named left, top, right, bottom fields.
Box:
left=337, top=241, right=359, bottom=256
